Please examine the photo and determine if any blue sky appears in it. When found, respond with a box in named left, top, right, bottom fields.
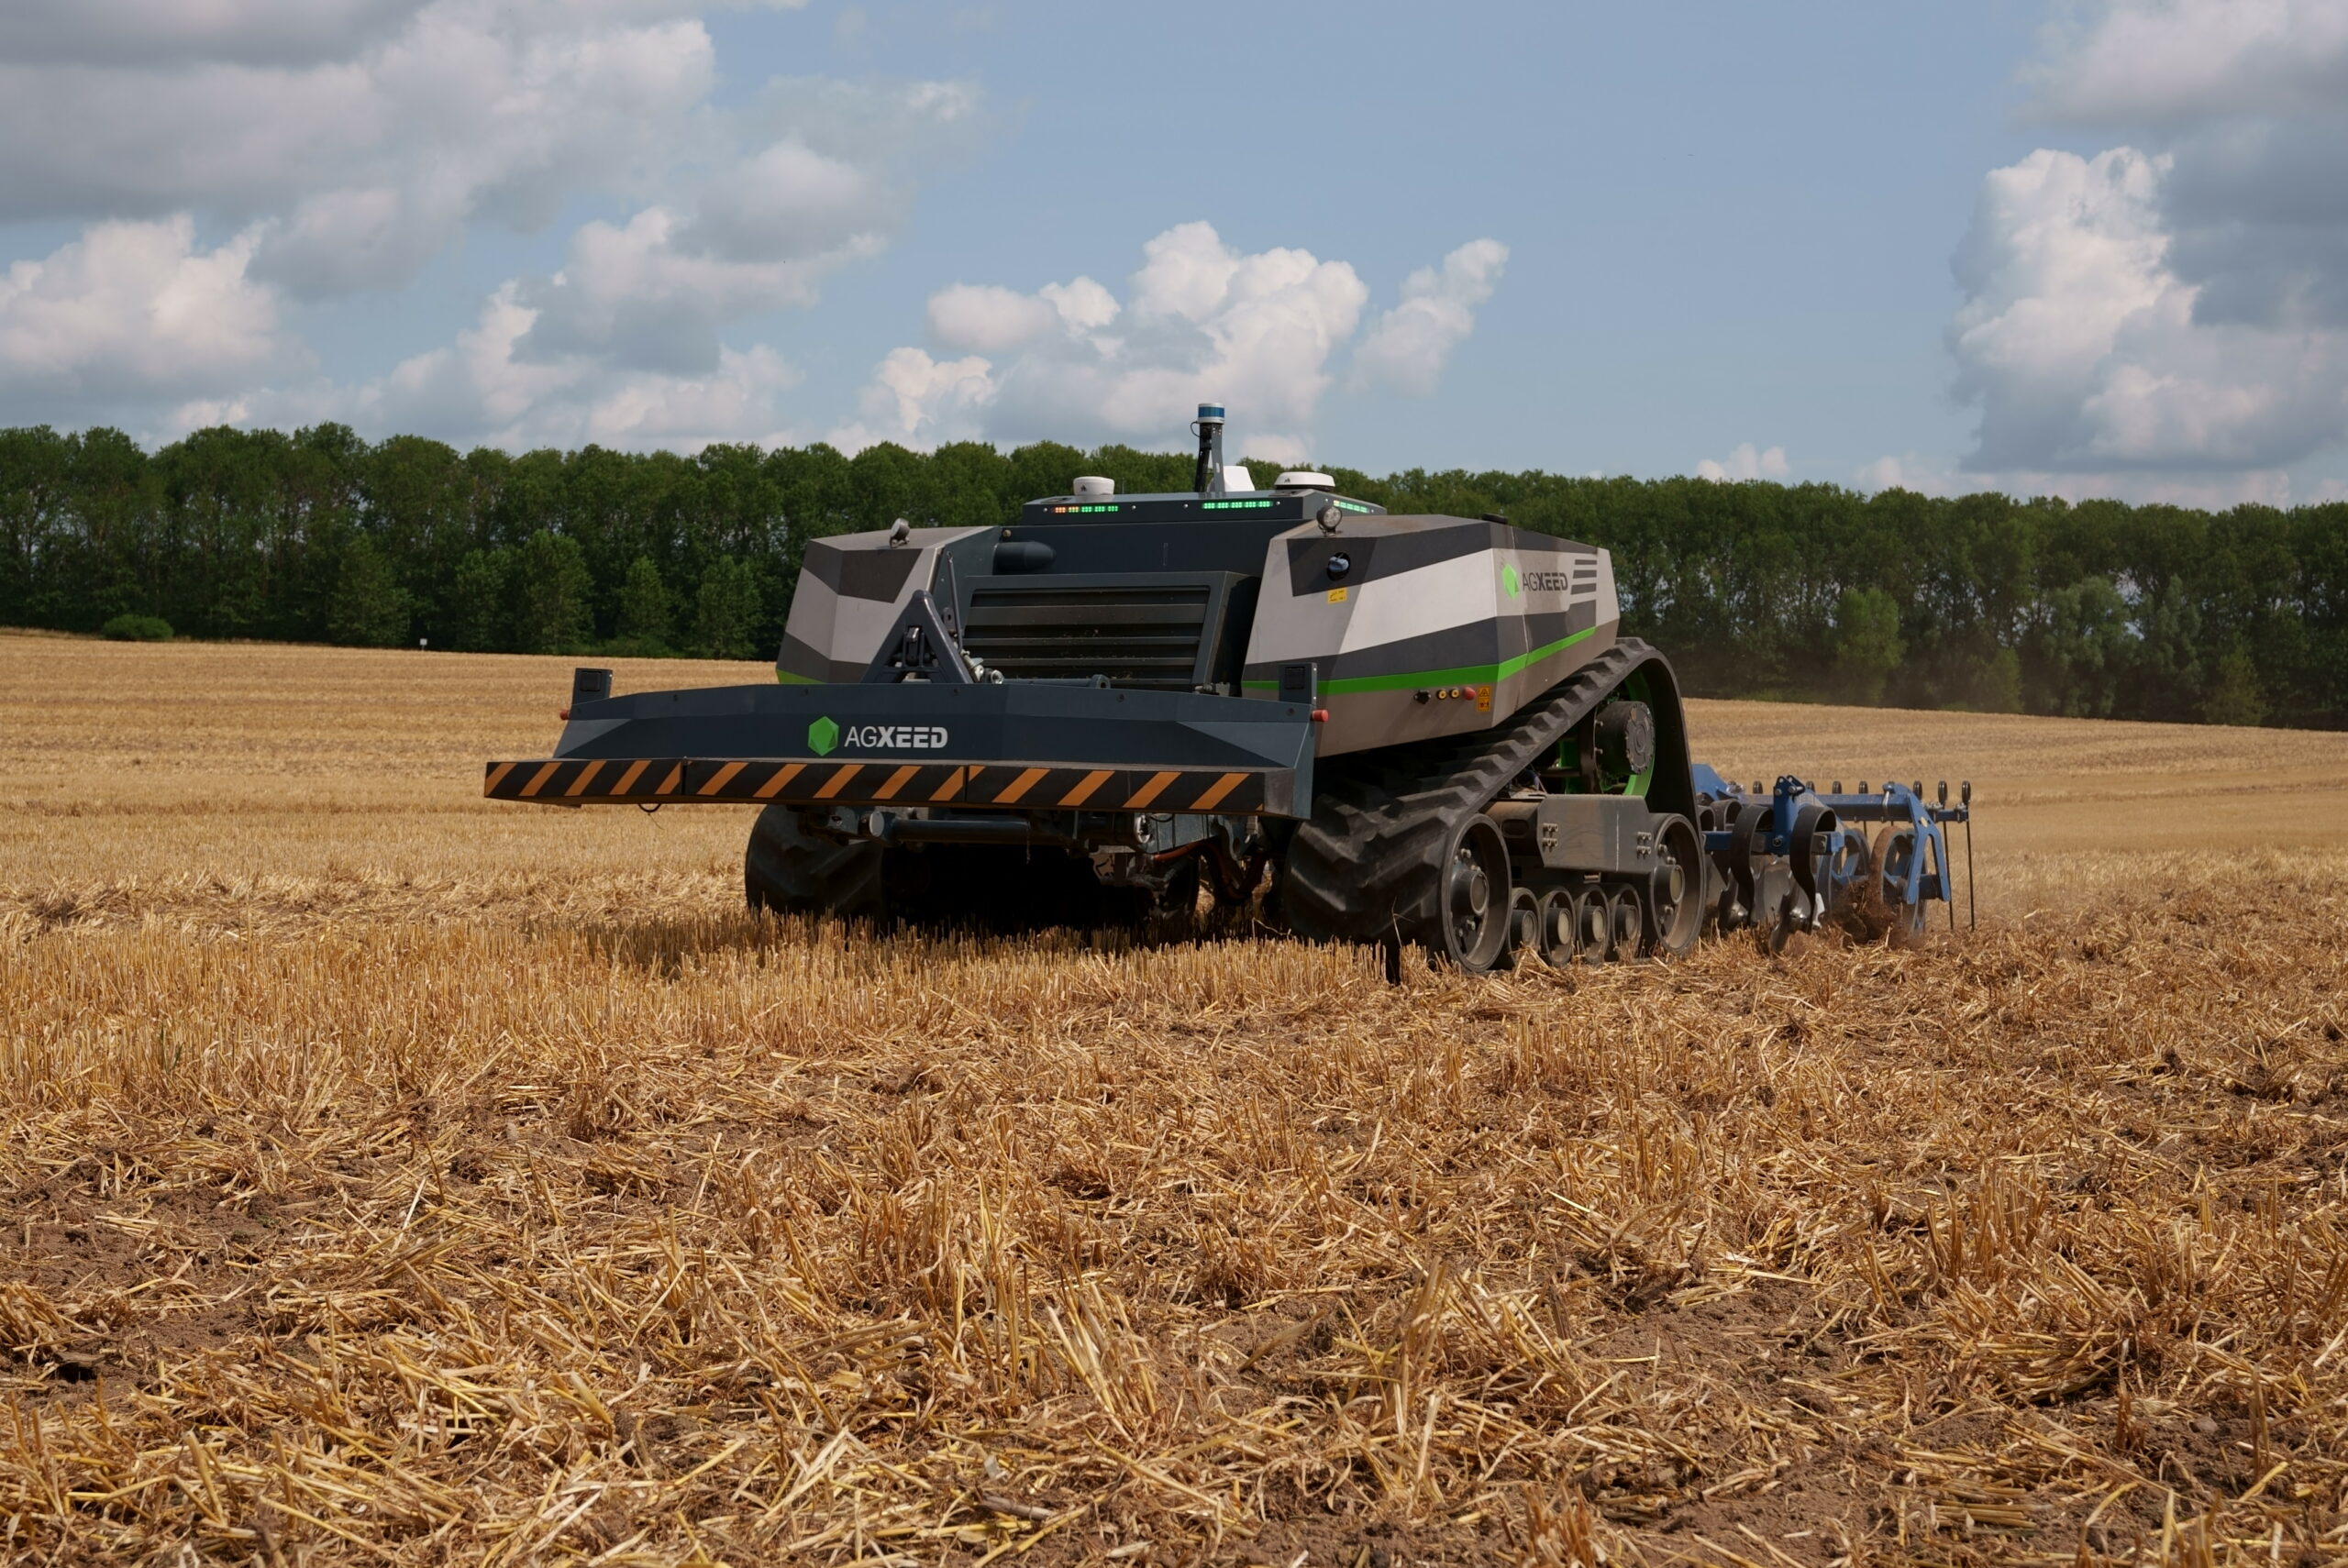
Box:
left=752, top=1, right=2043, bottom=482
left=3, top=1, right=2345, bottom=504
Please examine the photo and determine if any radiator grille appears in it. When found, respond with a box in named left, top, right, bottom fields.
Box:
left=961, top=581, right=1213, bottom=689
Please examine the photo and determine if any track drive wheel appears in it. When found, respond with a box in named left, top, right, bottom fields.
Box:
left=1644, top=816, right=1705, bottom=958
left=1534, top=887, right=1578, bottom=968
left=1605, top=884, right=1645, bottom=962
left=1434, top=813, right=1512, bottom=972
left=746, top=804, right=885, bottom=921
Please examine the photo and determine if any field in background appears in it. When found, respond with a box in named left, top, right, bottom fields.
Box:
left=3, top=632, right=2345, bottom=1564
left=10, top=633, right=2348, bottom=922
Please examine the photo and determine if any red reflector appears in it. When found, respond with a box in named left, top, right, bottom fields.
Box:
left=1311, top=708, right=1330, bottom=723
left=558, top=707, right=570, bottom=720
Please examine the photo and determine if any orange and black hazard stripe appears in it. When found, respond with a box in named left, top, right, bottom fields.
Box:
left=485, top=757, right=1279, bottom=815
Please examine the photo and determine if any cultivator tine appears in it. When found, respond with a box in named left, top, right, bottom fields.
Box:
left=1789, top=798, right=1835, bottom=924
left=1963, top=780, right=1976, bottom=930
left=1768, top=891, right=1800, bottom=955
left=1689, top=765, right=1977, bottom=948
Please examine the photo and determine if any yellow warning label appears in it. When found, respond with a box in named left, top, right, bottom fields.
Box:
left=1326, top=587, right=1348, bottom=603
left=1476, top=685, right=1492, bottom=712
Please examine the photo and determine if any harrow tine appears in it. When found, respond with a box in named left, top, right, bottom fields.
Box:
left=1767, top=891, right=1799, bottom=955
left=1947, top=827, right=1956, bottom=933
left=1963, top=780, right=1977, bottom=931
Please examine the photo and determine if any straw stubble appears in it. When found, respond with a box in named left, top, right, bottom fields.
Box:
left=1, top=634, right=2344, bottom=1565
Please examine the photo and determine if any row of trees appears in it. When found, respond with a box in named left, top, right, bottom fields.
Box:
left=4, top=422, right=2344, bottom=727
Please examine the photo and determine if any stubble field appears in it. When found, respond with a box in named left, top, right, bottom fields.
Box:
left=3, top=631, right=2346, bottom=1567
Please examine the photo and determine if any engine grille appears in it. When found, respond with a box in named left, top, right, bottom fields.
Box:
left=961, top=580, right=1215, bottom=689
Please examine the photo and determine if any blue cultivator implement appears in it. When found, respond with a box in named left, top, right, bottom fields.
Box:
left=1690, top=767, right=1974, bottom=947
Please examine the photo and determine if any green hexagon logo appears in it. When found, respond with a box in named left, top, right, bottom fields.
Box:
left=1501, top=561, right=1523, bottom=598
left=807, top=715, right=840, bottom=756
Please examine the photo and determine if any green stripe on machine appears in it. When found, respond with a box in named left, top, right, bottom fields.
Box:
left=776, top=669, right=820, bottom=685
left=1244, top=625, right=1599, bottom=695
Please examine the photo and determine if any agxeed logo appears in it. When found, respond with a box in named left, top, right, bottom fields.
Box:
left=1514, top=565, right=1575, bottom=594
left=840, top=723, right=950, bottom=751
left=806, top=716, right=949, bottom=755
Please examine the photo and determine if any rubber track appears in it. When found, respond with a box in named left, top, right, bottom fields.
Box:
left=1278, top=638, right=1661, bottom=946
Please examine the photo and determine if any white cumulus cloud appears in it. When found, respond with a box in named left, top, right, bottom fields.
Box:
left=833, top=222, right=1505, bottom=456
left=0, top=216, right=294, bottom=420
left=0, top=1, right=432, bottom=67
left=1696, top=442, right=1789, bottom=482
left=0, top=3, right=739, bottom=296
left=1351, top=238, right=1509, bottom=394
left=2025, top=0, right=2348, bottom=124
left=342, top=282, right=803, bottom=451
left=1951, top=142, right=2348, bottom=475
left=1948, top=0, right=2348, bottom=487
left=1853, top=454, right=1959, bottom=495
left=926, top=279, right=1118, bottom=354
left=826, top=347, right=998, bottom=453
left=513, top=204, right=887, bottom=375
left=0, top=1, right=975, bottom=444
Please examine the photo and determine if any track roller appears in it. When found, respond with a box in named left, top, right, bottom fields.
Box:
left=1605, top=884, right=1644, bottom=961
left=1571, top=886, right=1610, bottom=965
left=1532, top=887, right=1578, bottom=968
left=1503, top=886, right=1542, bottom=969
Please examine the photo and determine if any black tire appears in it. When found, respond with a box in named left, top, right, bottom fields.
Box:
left=746, top=804, right=885, bottom=920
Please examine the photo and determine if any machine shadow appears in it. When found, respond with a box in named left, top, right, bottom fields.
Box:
left=571, top=898, right=1279, bottom=978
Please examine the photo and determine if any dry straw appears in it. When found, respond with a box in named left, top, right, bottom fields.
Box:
left=1, top=635, right=2345, bottom=1564
left=2, top=885, right=2344, bottom=1564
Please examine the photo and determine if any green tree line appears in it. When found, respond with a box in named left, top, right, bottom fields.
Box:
left=3, top=422, right=2343, bottom=728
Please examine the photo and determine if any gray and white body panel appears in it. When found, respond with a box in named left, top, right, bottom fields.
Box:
left=778, top=525, right=991, bottom=684
left=1239, top=516, right=1620, bottom=757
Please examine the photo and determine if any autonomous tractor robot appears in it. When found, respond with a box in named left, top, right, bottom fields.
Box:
left=488, top=406, right=1969, bottom=970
